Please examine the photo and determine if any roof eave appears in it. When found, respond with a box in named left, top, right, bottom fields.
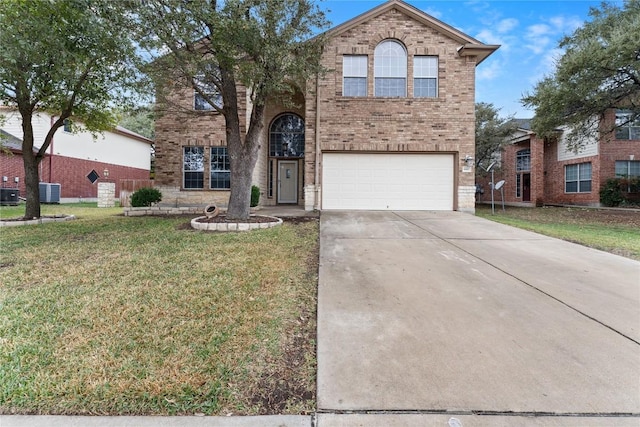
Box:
left=457, top=44, right=500, bottom=66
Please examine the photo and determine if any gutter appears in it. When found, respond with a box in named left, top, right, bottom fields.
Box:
left=314, top=73, right=321, bottom=210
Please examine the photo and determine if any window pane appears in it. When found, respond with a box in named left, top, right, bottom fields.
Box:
left=184, top=171, right=204, bottom=189
left=516, top=174, right=521, bottom=198
left=516, top=149, right=531, bottom=172
left=374, top=40, right=406, bottom=96
left=615, top=160, right=628, bottom=177
left=565, top=181, right=577, bottom=193
left=210, top=147, right=230, bottom=189
left=183, top=147, right=204, bottom=189
left=579, top=180, right=592, bottom=192
left=414, top=78, right=437, bottom=97
left=579, top=162, right=592, bottom=180
left=270, top=114, right=305, bottom=157
left=629, top=161, right=640, bottom=177
left=414, top=56, right=438, bottom=78
left=375, top=78, right=406, bottom=97
left=565, top=164, right=578, bottom=181
left=343, top=56, right=367, bottom=77
left=344, top=77, right=367, bottom=97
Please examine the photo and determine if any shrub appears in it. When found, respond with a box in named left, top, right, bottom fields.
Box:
left=600, top=179, right=624, bottom=207
left=131, top=187, right=162, bottom=207
left=250, top=185, right=260, bottom=207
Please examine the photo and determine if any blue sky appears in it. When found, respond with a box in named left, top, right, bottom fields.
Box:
left=321, top=0, right=613, bottom=119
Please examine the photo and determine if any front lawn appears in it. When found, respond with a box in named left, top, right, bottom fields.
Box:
left=0, top=204, right=318, bottom=415
left=476, top=204, right=640, bottom=261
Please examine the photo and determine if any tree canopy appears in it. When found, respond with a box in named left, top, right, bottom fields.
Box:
left=133, top=0, right=329, bottom=219
left=522, top=0, right=640, bottom=148
left=0, top=0, right=145, bottom=218
left=475, top=102, right=518, bottom=172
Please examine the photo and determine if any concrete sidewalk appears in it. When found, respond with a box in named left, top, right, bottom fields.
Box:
left=317, top=211, right=640, bottom=420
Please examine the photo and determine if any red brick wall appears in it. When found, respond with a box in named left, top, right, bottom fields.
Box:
left=0, top=151, right=149, bottom=199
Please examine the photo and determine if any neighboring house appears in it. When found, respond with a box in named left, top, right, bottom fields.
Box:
left=0, top=109, right=153, bottom=202
left=477, top=110, right=640, bottom=207
left=154, top=0, right=499, bottom=212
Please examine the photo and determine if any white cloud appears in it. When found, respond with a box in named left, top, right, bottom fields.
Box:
left=477, top=58, right=502, bottom=81
left=423, top=7, right=443, bottom=20
left=549, top=15, right=583, bottom=35
left=497, top=18, right=518, bottom=34
left=527, top=23, right=552, bottom=37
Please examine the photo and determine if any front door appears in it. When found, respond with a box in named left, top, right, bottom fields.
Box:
left=523, top=173, right=531, bottom=202
left=278, top=161, right=298, bottom=204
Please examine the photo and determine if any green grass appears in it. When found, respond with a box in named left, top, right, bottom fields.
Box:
left=476, top=204, right=640, bottom=261
left=0, top=204, right=318, bottom=415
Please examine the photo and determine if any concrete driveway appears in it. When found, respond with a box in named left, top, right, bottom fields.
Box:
left=317, top=211, right=640, bottom=423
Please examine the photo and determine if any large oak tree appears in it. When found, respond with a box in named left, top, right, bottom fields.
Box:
left=522, top=0, right=640, bottom=149
left=135, top=0, right=328, bottom=219
left=0, top=0, right=143, bottom=218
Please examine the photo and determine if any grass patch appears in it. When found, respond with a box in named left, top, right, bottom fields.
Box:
left=0, top=204, right=318, bottom=415
left=476, top=204, right=640, bottom=261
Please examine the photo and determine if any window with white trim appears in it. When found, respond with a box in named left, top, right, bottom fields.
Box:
left=183, top=146, right=204, bottom=189
left=343, top=55, right=367, bottom=97
left=414, top=56, right=438, bottom=98
left=615, top=110, right=640, bottom=140
left=194, top=74, right=223, bottom=111
left=210, top=147, right=230, bottom=190
left=63, top=118, right=72, bottom=133
left=565, top=162, right=592, bottom=193
left=374, top=40, right=407, bottom=97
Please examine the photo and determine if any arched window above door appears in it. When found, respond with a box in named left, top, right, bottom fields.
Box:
left=270, top=114, right=305, bottom=157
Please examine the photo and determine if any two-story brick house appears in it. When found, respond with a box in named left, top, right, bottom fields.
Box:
left=477, top=110, right=640, bottom=207
left=154, top=0, right=498, bottom=212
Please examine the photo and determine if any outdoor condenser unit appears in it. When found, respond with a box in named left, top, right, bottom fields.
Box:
left=39, top=182, right=61, bottom=203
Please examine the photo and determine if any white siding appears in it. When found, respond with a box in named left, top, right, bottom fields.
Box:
left=1, top=111, right=151, bottom=170
left=557, top=127, right=599, bottom=161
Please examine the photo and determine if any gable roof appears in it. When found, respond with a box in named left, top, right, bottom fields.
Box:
left=325, top=0, right=499, bottom=65
left=0, top=129, right=27, bottom=153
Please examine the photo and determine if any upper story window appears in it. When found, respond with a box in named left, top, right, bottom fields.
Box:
left=374, top=40, right=407, bottom=97
left=183, top=146, right=204, bottom=189
left=615, top=110, right=640, bottom=140
left=270, top=114, right=305, bottom=157
left=414, top=56, right=438, bottom=98
left=516, top=149, right=531, bottom=172
left=343, top=55, right=367, bottom=97
left=194, top=74, right=223, bottom=111
left=63, top=118, right=72, bottom=132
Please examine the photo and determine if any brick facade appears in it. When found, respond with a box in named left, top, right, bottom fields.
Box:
left=154, top=0, right=495, bottom=212
left=478, top=112, right=640, bottom=207
left=0, top=151, right=148, bottom=201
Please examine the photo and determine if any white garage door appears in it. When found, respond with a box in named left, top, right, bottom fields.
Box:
left=322, top=153, right=454, bottom=210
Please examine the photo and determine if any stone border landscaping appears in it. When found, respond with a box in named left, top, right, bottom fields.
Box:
left=190, top=215, right=283, bottom=232
left=0, top=214, right=76, bottom=227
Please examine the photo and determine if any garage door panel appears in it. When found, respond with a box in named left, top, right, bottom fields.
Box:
left=322, top=153, right=454, bottom=210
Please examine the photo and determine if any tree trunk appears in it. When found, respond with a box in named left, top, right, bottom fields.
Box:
left=21, top=114, right=42, bottom=219
left=226, top=102, right=265, bottom=220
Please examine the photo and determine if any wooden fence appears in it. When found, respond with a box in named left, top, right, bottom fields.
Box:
left=119, top=179, right=154, bottom=207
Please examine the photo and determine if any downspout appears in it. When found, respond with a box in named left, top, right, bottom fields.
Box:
left=49, top=115, right=54, bottom=183
left=314, top=74, right=321, bottom=210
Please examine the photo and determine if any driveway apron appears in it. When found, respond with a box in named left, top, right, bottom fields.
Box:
left=317, top=211, right=640, bottom=415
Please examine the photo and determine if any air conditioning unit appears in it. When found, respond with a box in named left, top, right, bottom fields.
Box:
left=0, top=188, right=19, bottom=206
left=39, top=182, right=61, bottom=203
